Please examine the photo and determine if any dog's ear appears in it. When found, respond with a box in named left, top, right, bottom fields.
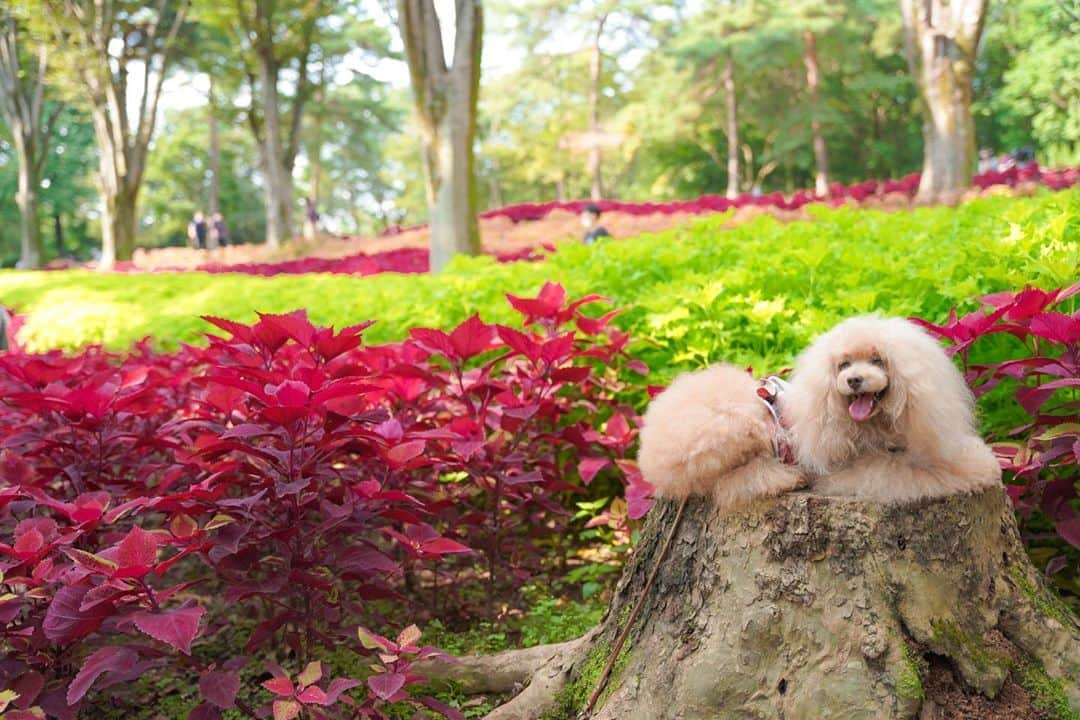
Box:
left=882, top=319, right=977, bottom=459
left=785, top=332, right=855, bottom=474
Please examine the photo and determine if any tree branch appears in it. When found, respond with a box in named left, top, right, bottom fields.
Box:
left=397, top=0, right=448, bottom=127
left=133, top=0, right=190, bottom=188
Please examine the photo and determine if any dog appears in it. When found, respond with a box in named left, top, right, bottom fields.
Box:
left=637, top=364, right=805, bottom=512
left=784, top=315, right=1001, bottom=502
left=638, top=316, right=1001, bottom=511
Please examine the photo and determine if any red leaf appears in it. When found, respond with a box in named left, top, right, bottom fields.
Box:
left=257, top=310, right=316, bottom=347
left=385, top=440, right=426, bottom=467
left=418, top=695, right=467, bottom=720
left=324, top=678, right=362, bottom=704
left=367, top=672, right=406, bottom=701
left=188, top=703, right=223, bottom=720
left=297, top=685, right=329, bottom=705
left=422, top=538, right=472, bottom=556
left=497, top=326, right=541, bottom=360
left=12, top=670, right=44, bottom=709
left=267, top=380, right=310, bottom=408
left=579, top=457, right=610, bottom=485
left=1056, top=517, right=1080, bottom=550
left=409, top=328, right=455, bottom=358
left=262, top=676, right=295, bottom=697
left=133, top=603, right=205, bottom=654
left=448, top=314, right=496, bottom=360
left=44, top=585, right=112, bottom=643
left=506, top=282, right=567, bottom=322
left=67, top=646, right=138, bottom=704
left=606, top=413, right=632, bottom=442
left=202, top=316, right=253, bottom=342
left=0, top=450, right=34, bottom=486
left=116, top=525, right=159, bottom=573
left=273, top=699, right=301, bottom=720
left=200, top=670, right=241, bottom=709
left=552, top=366, right=591, bottom=383
left=1029, top=312, right=1080, bottom=345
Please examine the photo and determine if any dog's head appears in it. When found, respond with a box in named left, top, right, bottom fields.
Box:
left=785, top=315, right=977, bottom=474
left=832, top=343, right=891, bottom=423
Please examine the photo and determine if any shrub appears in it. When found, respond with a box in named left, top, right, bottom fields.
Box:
left=915, top=283, right=1080, bottom=605
left=0, top=285, right=648, bottom=719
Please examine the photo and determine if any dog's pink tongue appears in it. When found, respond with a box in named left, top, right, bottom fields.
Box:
left=849, top=394, right=875, bottom=421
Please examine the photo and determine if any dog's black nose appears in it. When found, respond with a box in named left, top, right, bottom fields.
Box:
left=847, top=376, right=863, bottom=390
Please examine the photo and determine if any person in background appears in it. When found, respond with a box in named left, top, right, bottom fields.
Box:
left=211, top=212, right=229, bottom=247
left=304, top=197, right=320, bottom=240
left=187, top=211, right=208, bottom=249
left=977, top=148, right=998, bottom=173
left=581, top=203, right=611, bottom=245
left=1011, top=146, right=1036, bottom=170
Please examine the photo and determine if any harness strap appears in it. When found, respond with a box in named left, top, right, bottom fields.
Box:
left=757, top=375, right=795, bottom=464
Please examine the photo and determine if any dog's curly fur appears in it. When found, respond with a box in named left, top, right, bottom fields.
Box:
left=637, top=364, right=804, bottom=512
left=638, top=315, right=1001, bottom=511
left=786, top=315, right=1001, bottom=501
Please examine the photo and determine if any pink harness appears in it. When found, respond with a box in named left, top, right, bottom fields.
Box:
left=757, top=376, right=797, bottom=465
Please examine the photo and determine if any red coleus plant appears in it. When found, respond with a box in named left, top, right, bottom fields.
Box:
left=914, top=283, right=1080, bottom=583
left=0, top=284, right=650, bottom=718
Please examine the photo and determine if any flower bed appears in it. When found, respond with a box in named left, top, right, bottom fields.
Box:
left=0, top=285, right=650, bottom=719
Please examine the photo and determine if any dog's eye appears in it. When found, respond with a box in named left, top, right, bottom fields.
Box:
left=838, top=360, right=851, bottom=371
left=870, top=356, right=884, bottom=367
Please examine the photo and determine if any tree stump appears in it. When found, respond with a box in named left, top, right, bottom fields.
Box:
left=471, top=487, right=1080, bottom=720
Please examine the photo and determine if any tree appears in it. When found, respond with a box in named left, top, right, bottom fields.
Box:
left=977, top=0, right=1079, bottom=165
left=628, top=0, right=763, bottom=199
left=141, top=106, right=265, bottom=248
left=0, top=11, right=62, bottom=269
left=422, top=489, right=1080, bottom=718
left=26, top=0, right=190, bottom=268
left=899, top=0, right=988, bottom=201
left=298, top=12, right=396, bottom=240
left=397, top=0, right=483, bottom=272
left=199, top=1, right=372, bottom=249
left=302, top=76, right=404, bottom=236
left=214, top=1, right=318, bottom=248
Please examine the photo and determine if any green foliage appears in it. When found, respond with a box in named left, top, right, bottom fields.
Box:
left=3, top=189, right=1074, bottom=383
left=978, top=0, right=1080, bottom=165
left=141, top=106, right=266, bottom=247
left=0, top=105, right=98, bottom=264
left=303, top=76, right=408, bottom=236
left=517, top=581, right=608, bottom=648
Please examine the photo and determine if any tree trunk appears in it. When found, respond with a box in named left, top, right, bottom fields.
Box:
left=304, top=166, right=320, bottom=241
left=14, top=145, right=42, bottom=269
left=100, top=185, right=137, bottom=268
left=448, top=487, right=1080, bottom=719
left=304, top=82, right=325, bottom=242
left=398, top=0, right=483, bottom=273
left=207, top=79, right=221, bottom=249
left=53, top=213, right=64, bottom=258
left=899, top=0, right=987, bottom=203
left=803, top=30, right=829, bottom=197
left=256, top=51, right=293, bottom=249
left=0, top=17, right=50, bottom=269
left=427, top=97, right=480, bottom=271
left=587, top=14, right=607, bottom=202
left=722, top=51, right=739, bottom=200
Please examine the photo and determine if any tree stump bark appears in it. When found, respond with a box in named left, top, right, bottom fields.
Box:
left=472, top=487, right=1080, bottom=720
